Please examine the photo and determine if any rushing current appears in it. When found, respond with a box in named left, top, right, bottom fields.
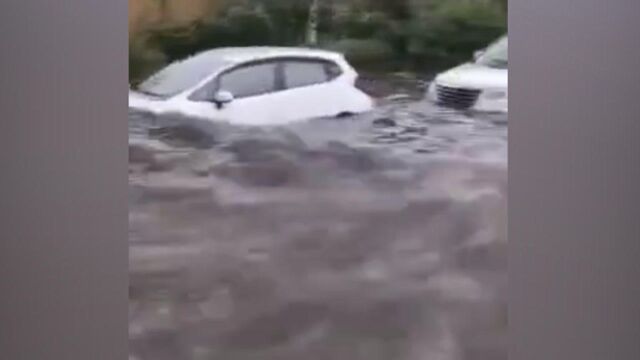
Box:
left=128, top=95, right=507, bottom=360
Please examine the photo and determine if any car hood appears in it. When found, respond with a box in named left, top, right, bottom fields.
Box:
left=129, top=89, right=163, bottom=102
left=128, top=90, right=167, bottom=111
left=435, top=63, right=508, bottom=90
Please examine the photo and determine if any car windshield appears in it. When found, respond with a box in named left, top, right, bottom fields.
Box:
left=476, top=36, right=508, bottom=69
left=136, top=53, right=230, bottom=98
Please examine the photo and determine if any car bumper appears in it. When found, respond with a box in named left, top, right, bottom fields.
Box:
left=473, top=98, right=508, bottom=113
left=426, top=82, right=508, bottom=114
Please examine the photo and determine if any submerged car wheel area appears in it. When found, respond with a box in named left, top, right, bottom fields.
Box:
left=128, top=47, right=374, bottom=126
left=427, top=35, right=508, bottom=113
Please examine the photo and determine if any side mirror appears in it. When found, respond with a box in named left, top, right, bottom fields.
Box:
left=473, top=49, right=485, bottom=61
left=212, top=90, right=234, bottom=109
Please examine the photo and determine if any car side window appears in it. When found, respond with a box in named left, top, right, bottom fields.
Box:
left=189, top=78, right=218, bottom=102
left=283, top=60, right=341, bottom=89
left=218, top=62, right=278, bottom=99
left=325, top=62, right=343, bottom=80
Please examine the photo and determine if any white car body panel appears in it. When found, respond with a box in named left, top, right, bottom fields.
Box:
left=427, top=36, right=508, bottom=113
left=129, top=47, right=374, bottom=126
left=436, top=63, right=507, bottom=90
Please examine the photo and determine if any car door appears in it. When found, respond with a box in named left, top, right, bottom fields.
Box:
left=182, top=61, right=283, bottom=125
left=275, top=58, right=345, bottom=120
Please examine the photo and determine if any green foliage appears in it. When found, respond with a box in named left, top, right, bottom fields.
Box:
left=128, top=0, right=507, bottom=82
left=407, top=0, right=507, bottom=69
left=326, top=38, right=395, bottom=65
left=366, top=0, right=412, bottom=20
left=148, top=6, right=275, bottom=63
left=255, top=0, right=313, bottom=44
left=334, top=11, right=392, bottom=39
left=129, top=36, right=167, bottom=86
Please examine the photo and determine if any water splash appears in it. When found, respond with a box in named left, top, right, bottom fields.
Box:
left=129, top=102, right=507, bottom=360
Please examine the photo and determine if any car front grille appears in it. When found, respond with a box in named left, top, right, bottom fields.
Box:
left=436, top=84, right=481, bottom=110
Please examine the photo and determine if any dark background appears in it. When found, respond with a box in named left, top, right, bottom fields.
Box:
left=1, top=0, right=640, bottom=359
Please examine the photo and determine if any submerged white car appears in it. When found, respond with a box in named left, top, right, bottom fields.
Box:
left=427, top=35, right=508, bottom=113
left=129, top=47, right=374, bottom=126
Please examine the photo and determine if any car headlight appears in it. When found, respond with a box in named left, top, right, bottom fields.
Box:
left=483, top=90, right=508, bottom=100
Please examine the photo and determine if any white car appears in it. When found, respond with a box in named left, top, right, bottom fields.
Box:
left=129, top=47, right=374, bottom=126
left=427, top=35, right=508, bottom=113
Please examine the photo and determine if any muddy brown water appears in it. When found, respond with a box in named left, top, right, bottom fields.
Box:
left=129, top=99, right=507, bottom=360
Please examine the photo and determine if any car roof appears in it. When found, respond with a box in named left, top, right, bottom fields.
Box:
left=186, top=46, right=344, bottom=66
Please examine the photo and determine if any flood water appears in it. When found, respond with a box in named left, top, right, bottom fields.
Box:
left=129, top=99, right=507, bottom=360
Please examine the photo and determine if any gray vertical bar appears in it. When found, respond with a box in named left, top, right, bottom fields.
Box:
left=511, top=0, right=640, bottom=359
left=0, top=1, right=128, bottom=359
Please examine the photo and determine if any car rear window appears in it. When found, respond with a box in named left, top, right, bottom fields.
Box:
left=218, top=62, right=278, bottom=98
left=283, top=60, right=342, bottom=89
